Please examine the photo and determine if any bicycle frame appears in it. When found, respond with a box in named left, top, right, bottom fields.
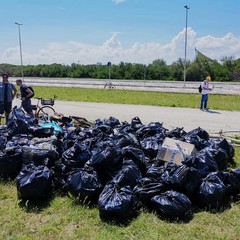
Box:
left=10, top=97, right=56, bottom=122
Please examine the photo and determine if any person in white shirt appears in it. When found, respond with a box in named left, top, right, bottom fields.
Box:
left=200, top=76, right=212, bottom=111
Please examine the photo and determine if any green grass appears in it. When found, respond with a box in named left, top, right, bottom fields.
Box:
left=1, top=86, right=240, bottom=239
left=34, top=86, right=240, bottom=111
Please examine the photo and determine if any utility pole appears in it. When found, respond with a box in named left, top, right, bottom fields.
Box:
left=183, top=5, right=190, bottom=86
left=15, top=22, right=24, bottom=80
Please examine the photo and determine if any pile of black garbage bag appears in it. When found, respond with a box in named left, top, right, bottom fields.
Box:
left=0, top=108, right=239, bottom=222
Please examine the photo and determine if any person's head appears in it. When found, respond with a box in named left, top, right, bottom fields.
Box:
left=2, top=73, right=9, bottom=82
left=16, top=79, right=23, bottom=87
left=206, top=76, right=211, bottom=82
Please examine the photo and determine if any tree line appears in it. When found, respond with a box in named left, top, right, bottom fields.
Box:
left=1, top=56, right=240, bottom=82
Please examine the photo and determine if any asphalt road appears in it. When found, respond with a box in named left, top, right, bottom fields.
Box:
left=51, top=100, right=240, bottom=134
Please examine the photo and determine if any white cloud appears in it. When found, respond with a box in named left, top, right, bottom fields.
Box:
left=112, top=0, right=126, bottom=5
left=1, top=29, right=240, bottom=66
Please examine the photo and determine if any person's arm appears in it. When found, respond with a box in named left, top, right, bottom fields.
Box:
left=12, top=84, right=18, bottom=99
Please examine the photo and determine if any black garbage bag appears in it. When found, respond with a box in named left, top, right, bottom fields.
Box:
left=104, top=116, right=121, bottom=128
left=86, top=145, right=123, bottom=184
left=130, top=117, right=143, bottom=131
left=16, top=164, right=53, bottom=200
left=0, top=147, right=22, bottom=179
left=6, top=134, right=31, bottom=148
left=112, top=159, right=142, bottom=189
left=64, top=127, right=81, bottom=141
left=0, top=135, right=7, bottom=151
left=187, top=127, right=209, bottom=141
left=184, top=135, right=207, bottom=151
left=28, top=125, right=54, bottom=138
left=165, top=127, right=187, bottom=139
left=217, top=169, right=240, bottom=196
left=122, top=146, right=148, bottom=175
left=140, top=137, right=159, bottom=160
left=98, top=181, right=141, bottom=221
left=8, top=119, right=29, bottom=137
left=0, top=125, right=8, bottom=139
left=46, top=138, right=65, bottom=157
left=195, top=148, right=219, bottom=174
left=151, top=190, right=192, bottom=220
left=62, top=142, right=92, bottom=171
left=205, top=147, right=228, bottom=171
left=145, top=163, right=166, bottom=181
left=66, top=167, right=103, bottom=204
left=210, top=138, right=235, bottom=160
left=182, top=156, right=210, bottom=178
left=96, top=124, right=113, bottom=135
left=195, top=172, right=226, bottom=208
left=135, top=124, right=163, bottom=140
left=158, top=162, right=180, bottom=185
left=7, top=106, right=37, bottom=126
left=51, top=161, right=68, bottom=193
left=133, top=177, right=168, bottom=209
left=120, top=121, right=135, bottom=134
left=115, top=134, right=136, bottom=148
left=22, top=146, right=59, bottom=167
left=170, top=165, right=202, bottom=197
left=115, top=131, right=139, bottom=148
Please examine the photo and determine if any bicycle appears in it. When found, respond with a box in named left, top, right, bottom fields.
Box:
left=9, top=97, right=56, bottom=122
left=103, top=81, right=116, bottom=89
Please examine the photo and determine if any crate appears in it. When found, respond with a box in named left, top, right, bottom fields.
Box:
left=41, top=99, right=54, bottom=106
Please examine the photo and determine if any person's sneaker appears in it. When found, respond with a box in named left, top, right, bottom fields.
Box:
left=200, top=108, right=204, bottom=111
left=204, top=108, right=209, bottom=111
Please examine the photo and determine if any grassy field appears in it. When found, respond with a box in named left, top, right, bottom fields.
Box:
left=1, top=86, right=240, bottom=240
left=33, top=86, right=240, bottom=111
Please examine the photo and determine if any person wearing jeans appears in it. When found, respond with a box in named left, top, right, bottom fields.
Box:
left=200, top=76, right=212, bottom=111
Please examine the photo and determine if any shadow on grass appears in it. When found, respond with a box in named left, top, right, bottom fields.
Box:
left=191, top=195, right=235, bottom=215
left=18, top=195, right=54, bottom=213
left=99, top=210, right=141, bottom=227
left=150, top=208, right=193, bottom=224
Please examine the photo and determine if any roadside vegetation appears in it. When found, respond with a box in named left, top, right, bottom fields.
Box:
left=1, top=55, right=240, bottom=82
left=34, top=86, right=240, bottom=111
left=1, top=86, right=240, bottom=240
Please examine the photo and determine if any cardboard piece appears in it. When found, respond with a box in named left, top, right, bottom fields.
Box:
left=158, top=137, right=196, bottom=165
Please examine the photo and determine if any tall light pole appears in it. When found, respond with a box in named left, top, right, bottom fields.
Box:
left=183, top=5, right=190, bottom=86
left=15, top=22, right=24, bottom=80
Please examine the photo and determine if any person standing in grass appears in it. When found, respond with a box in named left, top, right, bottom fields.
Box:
left=200, top=76, right=212, bottom=111
left=0, top=73, right=17, bottom=121
left=16, top=79, right=34, bottom=115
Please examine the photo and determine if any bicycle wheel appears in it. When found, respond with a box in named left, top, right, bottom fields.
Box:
left=37, top=106, right=56, bottom=122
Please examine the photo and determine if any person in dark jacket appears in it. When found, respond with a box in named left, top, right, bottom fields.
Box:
left=0, top=73, right=17, bottom=121
left=16, top=79, right=34, bottom=115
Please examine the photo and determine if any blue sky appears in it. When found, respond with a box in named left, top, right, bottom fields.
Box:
left=0, top=0, right=240, bottom=66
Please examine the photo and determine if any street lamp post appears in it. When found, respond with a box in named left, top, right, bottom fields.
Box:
left=107, top=61, right=111, bottom=81
left=15, top=22, right=24, bottom=80
left=183, top=5, right=190, bottom=86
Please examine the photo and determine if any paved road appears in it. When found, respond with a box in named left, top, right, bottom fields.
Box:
left=51, top=100, right=240, bottom=134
